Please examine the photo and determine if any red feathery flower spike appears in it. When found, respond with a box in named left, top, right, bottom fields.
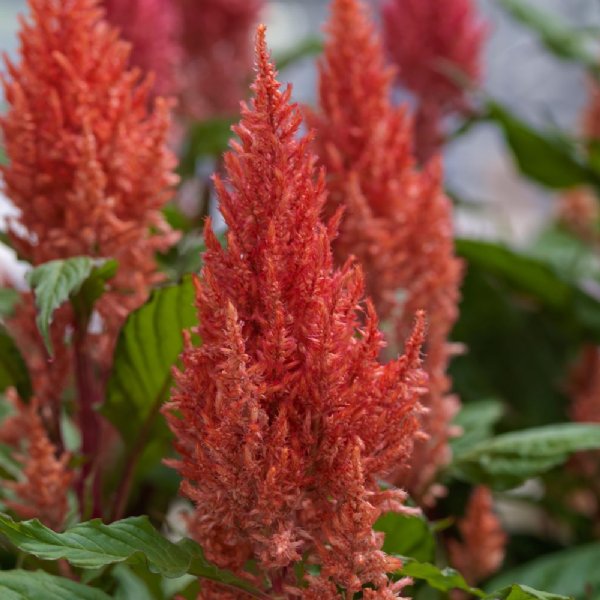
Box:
left=176, top=0, right=264, bottom=119
left=308, top=0, right=462, bottom=506
left=164, top=25, right=427, bottom=598
left=0, top=392, right=74, bottom=531
left=1, top=0, right=179, bottom=361
left=448, top=486, right=507, bottom=586
left=382, top=0, right=486, bottom=160
left=103, top=0, right=182, bottom=97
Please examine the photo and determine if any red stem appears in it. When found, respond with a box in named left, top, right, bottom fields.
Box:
left=73, top=319, right=103, bottom=519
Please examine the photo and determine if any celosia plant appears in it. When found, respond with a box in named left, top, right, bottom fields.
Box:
left=176, top=0, right=264, bottom=119
left=382, top=0, right=486, bottom=161
left=448, top=486, right=507, bottom=586
left=103, top=0, right=181, bottom=97
left=1, top=0, right=178, bottom=361
left=163, top=25, right=428, bottom=598
left=307, top=0, right=462, bottom=505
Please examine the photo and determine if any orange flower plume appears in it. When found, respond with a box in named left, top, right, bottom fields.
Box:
left=164, top=26, right=428, bottom=598
left=448, top=486, right=507, bottom=585
left=307, top=0, right=462, bottom=505
left=382, top=0, right=486, bottom=160
left=1, top=0, right=179, bottom=355
left=177, top=0, right=264, bottom=119
left=103, top=0, right=182, bottom=97
left=0, top=392, right=74, bottom=531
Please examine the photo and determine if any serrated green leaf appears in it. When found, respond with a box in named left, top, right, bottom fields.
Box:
left=452, top=400, right=505, bottom=456
left=487, top=102, right=597, bottom=189
left=26, top=257, right=117, bottom=354
left=0, top=327, right=32, bottom=399
left=0, top=513, right=263, bottom=598
left=452, top=423, right=600, bottom=490
left=375, top=514, right=435, bottom=563
left=397, top=558, right=484, bottom=597
left=488, top=584, right=571, bottom=600
left=102, top=277, right=197, bottom=443
left=0, top=570, right=111, bottom=600
left=486, top=542, right=600, bottom=599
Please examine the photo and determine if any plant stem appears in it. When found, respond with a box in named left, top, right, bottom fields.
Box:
left=110, top=381, right=169, bottom=522
left=73, top=318, right=103, bottom=519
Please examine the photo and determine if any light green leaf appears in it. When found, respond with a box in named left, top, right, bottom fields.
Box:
left=112, top=565, right=155, bottom=600
left=452, top=423, right=600, bottom=489
left=178, top=118, right=234, bottom=177
left=499, top=0, right=600, bottom=76
left=0, top=513, right=263, bottom=598
left=0, top=327, right=31, bottom=399
left=26, top=257, right=117, bottom=353
left=0, top=570, right=110, bottom=600
left=452, top=399, right=505, bottom=456
left=375, top=514, right=435, bottom=563
left=274, top=36, right=323, bottom=71
left=488, top=584, right=572, bottom=600
left=398, top=558, right=484, bottom=597
left=486, top=542, right=600, bottom=599
left=487, top=102, right=597, bottom=189
left=102, top=277, right=197, bottom=443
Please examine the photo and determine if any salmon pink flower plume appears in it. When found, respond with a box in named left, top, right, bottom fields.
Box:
left=164, top=25, right=428, bottom=597
left=176, top=0, right=264, bottom=119
left=382, top=0, right=487, bottom=160
left=0, top=391, right=74, bottom=531
left=307, top=0, right=462, bottom=505
left=1, top=0, right=179, bottom=353
left=103, top=0, right=181, bottom=97
left=448, top=486, right=507, bottom=585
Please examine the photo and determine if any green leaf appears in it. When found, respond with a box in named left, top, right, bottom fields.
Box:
left=0, top=570, right=111, bottom=600
left=375, top=513, right=435, bottom=563
left=112, top=565, right=155, bottom=600
left=0, top=513, right=263, bottom=598
left=397, top=558, right=484, bottom=597
left=178, top=118, right=234, bottom=177
left=26, top=257, right=117, bottom=354
left=456, top=239, right=600, bottom=343
left=488, top=585, right=572, bottom=600
left=486, top=542, right=600, bottom=599
left=0, top=327, right=32, bottom=399
left=274, top=36, right=323, bottom=72
left=0, top=288, right=20, bottom=318
left=498, top=0, right=600, bottom=76
left=487, top=102, right=596, bottom=189
left=452, top=423, right=600, bottom=490
left=102, top=277, right=197, bottom=443
left=451, top=400, right=505, bottom=456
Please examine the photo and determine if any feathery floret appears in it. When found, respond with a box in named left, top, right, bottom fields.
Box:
left=382, top=0, right=486, bottom=160
left=177, top=0, right=264, bottom=119
left=448, top=486, right=507, bottom=585
left=0, top=392, right=74, bottom=531
left=103, top=0, right=181, bottom=96
left=307, top=0, right=462, bottom=505
left=164, top=26, right=427, bottom=597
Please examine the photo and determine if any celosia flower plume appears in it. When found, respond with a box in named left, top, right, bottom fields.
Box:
left=164, top=25, right=428, bottom=598
left=103, top=0, right=181, bottom=97
left=1, top=0, right=178, bottom=356
left=0, top=391, right=74, bottom=531
left=382, top=0, right=487, bottom=160
left=176, top=0, right=264, bottom=119
left=307, top=0, right=462, bottom=505
left=448, top=486, right=507, bottom=585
